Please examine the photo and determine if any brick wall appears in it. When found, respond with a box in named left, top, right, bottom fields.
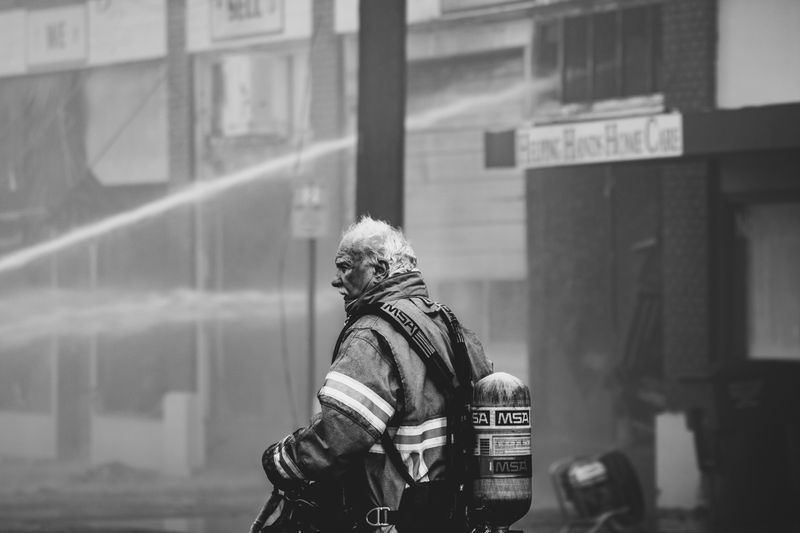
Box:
left=661, top=163, right=713, bottom=378
left=660, top=0, right=717, bottom=379
left=662, top=0, right=717, bottom=112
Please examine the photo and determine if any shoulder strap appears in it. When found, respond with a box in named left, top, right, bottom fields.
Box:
left=366, top=299, right=474, bottom=488
left=373, top=301, right=460, bottom=397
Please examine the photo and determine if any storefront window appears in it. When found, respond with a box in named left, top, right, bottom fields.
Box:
left=210, top=52, right=292, bottom=140
left=739, top=204, right=800, bottom=361
left=85, top=62, right=169, bottom=185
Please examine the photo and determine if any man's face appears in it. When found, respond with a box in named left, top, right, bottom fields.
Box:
left=331, top=248, right=376, bottom=305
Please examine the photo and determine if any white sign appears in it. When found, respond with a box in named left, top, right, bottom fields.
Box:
left=27, top=5, right=87, bottom=68
left=0, top=10, right=26, bottom=76
left=210, top=0, right=284, bottom=40
left=88, top=0, right=166, bottom=66
left=291, top=184, right=328, bottom=239
left=219, top=54, right=254, bottom=136
left=516, top=113, right=683, bottom=169
left=187, top=0, right=309, bottom=52
left=442, top=0, right=517, bottom=12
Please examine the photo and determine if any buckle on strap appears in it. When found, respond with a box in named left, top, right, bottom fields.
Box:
left=365, top=506, right=392, bottom=527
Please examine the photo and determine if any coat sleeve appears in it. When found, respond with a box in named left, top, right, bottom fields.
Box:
left=263, top=328, right=401, bottom=487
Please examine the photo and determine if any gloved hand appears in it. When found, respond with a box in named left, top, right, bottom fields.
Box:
left=249, top=488, right=287, bottom=533
left=250, top=480, right=354, bottom=533
left=262, top=441, right=305, bottom=493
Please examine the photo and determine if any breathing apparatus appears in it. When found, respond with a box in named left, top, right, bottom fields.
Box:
left=470, top=372, right=533, bottom=533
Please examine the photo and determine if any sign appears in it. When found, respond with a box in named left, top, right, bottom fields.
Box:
left=291, top=184, right=328, bottom=239
left=0, top=1, right=167, bottom=78
left=88, top=0, right=166, bottom=66
left=210, top=0, right=284, bottom=41
left=219, top=54, right=254, bottom=136
left=0, top=10, right=26, bottom=76
left=186, top=0, right=310, bottom=52
left=441, top=0, right=528, bottom=12
left=516, top=113, right=683, bottom=169
left=27, top=5, right=87, bottom=68
left=471, top=407, right=531, bottom=427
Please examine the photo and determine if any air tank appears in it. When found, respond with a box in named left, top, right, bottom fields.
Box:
left=470, top=372, right=532, bottom=532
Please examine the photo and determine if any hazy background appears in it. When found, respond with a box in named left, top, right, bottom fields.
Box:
left=1, top=1, right=799, bottom=532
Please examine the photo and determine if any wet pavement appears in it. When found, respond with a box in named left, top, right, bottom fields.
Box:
left=0, top=458, right=705, bottom=532
left=0, top=458, right=262, bottom=532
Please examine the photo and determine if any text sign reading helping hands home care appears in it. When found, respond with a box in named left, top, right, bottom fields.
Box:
left=516, top=113, right=683, bottom=169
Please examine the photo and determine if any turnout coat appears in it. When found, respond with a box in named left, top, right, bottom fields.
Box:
left=263, top=271, right=493, bottom=532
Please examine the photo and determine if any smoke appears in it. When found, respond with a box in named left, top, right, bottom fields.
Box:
left=0, top=288, right=321, bottom=351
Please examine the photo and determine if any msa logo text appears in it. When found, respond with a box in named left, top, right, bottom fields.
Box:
left=381, top=304, right=419, bottom=336
left=493, top=458, right=531, bottom=475
left=472, top=410, right=490, bottom=426
left=496, top=410, right=530, bottom=426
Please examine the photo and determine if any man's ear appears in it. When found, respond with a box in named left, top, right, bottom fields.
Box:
left=373, top=259, right=389, bottom=280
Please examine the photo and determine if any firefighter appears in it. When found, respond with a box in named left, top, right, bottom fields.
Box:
left=260, top=216, right=493, bottom=533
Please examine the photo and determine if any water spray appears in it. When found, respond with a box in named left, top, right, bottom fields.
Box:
left=0, top=287, right=329, bottom=351
left=0, top=136, right=355, bottom=276
left=0, top=79, right=555, bottom=278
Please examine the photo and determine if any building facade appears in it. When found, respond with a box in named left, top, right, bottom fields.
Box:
left=487, top=0, right=800, bottom=529
left=2, top=2, right=797, bottom=530
left=0, top=0, right=345, bottom=474
left=0, top=0, right=198, bottom=473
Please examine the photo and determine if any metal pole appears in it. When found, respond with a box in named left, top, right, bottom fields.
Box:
left=307, top=237, right=317, bottom=420
left=356, top=0, right=407, bottom=226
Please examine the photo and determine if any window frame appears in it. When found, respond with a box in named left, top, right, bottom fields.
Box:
left=716, top=157, right=800, bottom=367
left=729, top=197, right=800, bottom=363
left=533, top=2, right=663, bottom=108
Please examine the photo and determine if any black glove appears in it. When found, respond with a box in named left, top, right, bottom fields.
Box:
left=249, top=488, right=286, bottom=533
left=262, top=442, right=305, bottom=493
left=250, top=482, right=352, bottom=533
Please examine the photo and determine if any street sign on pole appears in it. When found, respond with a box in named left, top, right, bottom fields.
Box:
left=291, top=182, right=326, bottom=419
left=291, top=183, right=328, bottom=239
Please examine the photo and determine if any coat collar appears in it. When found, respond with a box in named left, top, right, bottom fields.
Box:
left=345, top=270, right=429, bottom=316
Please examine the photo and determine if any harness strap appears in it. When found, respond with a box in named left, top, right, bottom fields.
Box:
left=367, top=299, right=474, bottom=491
left=380, top=431, right=416, bottom=487
left=374, top=301, right=460, bottom=397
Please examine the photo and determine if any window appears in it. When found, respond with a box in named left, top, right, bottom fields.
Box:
left=211, top=52, right=292, bottom=139
left=534, top=5, right=662, bottom=105
left=85, top=62, right=169, bottom=185
left=737, top=204, right=800, bottom=361
left=593, top=11, right=619, bottom=101
left=563, top=16, right=590, bottom=103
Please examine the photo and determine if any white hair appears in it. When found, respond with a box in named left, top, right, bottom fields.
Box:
left=339, top=216, right=418, bottom=275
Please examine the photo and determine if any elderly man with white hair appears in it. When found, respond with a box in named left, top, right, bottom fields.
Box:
left=259, top=216, right=492, bottom=533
